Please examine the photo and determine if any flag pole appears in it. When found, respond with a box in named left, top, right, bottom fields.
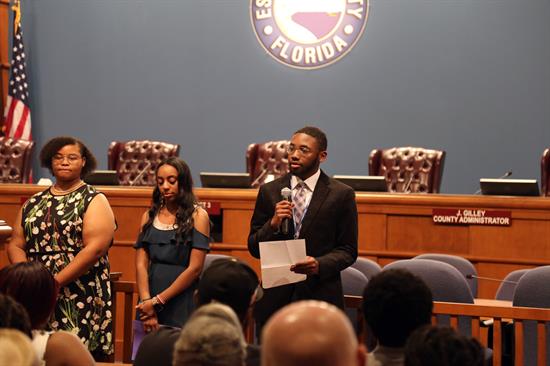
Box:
left=12, top=0, right=21, bottom=33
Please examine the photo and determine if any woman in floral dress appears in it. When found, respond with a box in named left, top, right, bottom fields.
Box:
left=7, top=136, right=116, bottom=361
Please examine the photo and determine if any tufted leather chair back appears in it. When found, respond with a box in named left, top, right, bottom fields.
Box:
left=369, top=147, right=445, bottom=193
left=541, top=148, right=550, bottom=196
left=0, top=137, right=34, bottom=183
left=108, top=140, right=180, bottom=186
left=246, top=140, right=289, bottom=187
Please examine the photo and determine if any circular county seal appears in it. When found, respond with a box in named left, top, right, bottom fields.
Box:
left=251, top=0, right=369, bottom=69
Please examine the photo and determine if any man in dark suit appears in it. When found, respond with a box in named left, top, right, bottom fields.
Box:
left=248, top=126, right=358, bottom=329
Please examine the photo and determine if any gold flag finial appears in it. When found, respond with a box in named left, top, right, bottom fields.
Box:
left=12, top=0, right=21, bottom=34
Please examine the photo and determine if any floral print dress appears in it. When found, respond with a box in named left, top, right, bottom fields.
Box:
left=22, top=184, right=113, bottom=356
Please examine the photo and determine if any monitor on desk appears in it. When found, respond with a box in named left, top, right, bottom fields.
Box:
left=84, top=170, right=119, bottom=186
left=200, top=172, right=251, bottom=188
left=480, top=178, right=540, bottom=196
left=333, top=175, right=387, bottom=192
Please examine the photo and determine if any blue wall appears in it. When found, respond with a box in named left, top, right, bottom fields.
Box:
left=20, top=0, right=550, bottom=193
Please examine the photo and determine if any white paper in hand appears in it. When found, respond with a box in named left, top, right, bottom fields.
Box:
left=259, top=239, right=307, bottom=288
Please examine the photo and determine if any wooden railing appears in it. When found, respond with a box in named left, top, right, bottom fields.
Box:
left=345, top=295, right=550, bottom=366
left=111, top=284, right=550, bottom=366
left=433, top=301, right=550, bottom=366
left=111, top=280, right=137, bottom=364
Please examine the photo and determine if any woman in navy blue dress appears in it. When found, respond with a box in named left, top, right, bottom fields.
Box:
left=134, top=157, right=210, bottom=331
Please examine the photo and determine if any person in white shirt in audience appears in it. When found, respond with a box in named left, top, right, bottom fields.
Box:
left=0, top=262, right=94, bottom=366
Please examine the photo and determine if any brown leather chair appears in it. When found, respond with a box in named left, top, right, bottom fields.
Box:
left=541, top=148, right=550, bottom=196
left=368, top=147, right=445, bottom=193
left=108, top=140, right=180, bottom=186
left=246, top=140, right=289, bottom=187
left=0, top=137, right=34, bottom=183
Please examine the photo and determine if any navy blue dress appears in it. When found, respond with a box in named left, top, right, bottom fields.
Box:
left=135, top=220, right=209, bottom=327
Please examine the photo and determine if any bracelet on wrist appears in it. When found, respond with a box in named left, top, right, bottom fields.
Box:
left=151, top=296, right=164, bottom=312
left=156, top=294, right=166, bottom=305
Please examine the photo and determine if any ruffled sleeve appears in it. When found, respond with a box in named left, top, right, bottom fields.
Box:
left=191, top=229, right=210, bottom=251
left=134, top=226, right=209, bottom=251
left=133, top=227, right=173, bottom=249
left=134, top=230, right=147, bottom=249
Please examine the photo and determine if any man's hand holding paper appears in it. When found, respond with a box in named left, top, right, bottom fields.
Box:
left=259, top=239, right=307, bottom=288
left=290, top=256, right=319, bottom=275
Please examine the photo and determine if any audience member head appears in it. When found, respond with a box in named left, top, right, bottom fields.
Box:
left=289, top=126, right=328, bottom=180
left=173, top=303, right=246, bottom=366
left=39, top=136, right=97, bottom=178
left=262, top=300, right=365, bottom=366
left=0, top=294, right=32, bottom=337
left=405, top=325, right=485, bottom=366
left=0, top=261, right=59, bottom=329
left=362, top=269, right=433, bottom=348
left=196, top=257, right=261, bottom=325
left=0, top=329, right=40, bottom=366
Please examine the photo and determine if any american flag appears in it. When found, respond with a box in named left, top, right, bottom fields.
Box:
left=3, top=0, right=32, bottom=140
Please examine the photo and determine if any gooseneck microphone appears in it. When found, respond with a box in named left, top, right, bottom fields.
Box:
left=403, top=173, right=414, bottom=193
left=281, top=187, right=292, bottom=235
left=474, top=170, right=513, bottom=194
left=130, top=161, right=152, bottom=186
left=465, top=274, right=518, bottom=285
left=251, top=169, right=269, bottom=187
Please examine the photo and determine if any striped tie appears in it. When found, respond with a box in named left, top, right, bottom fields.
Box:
left=293, top=181, right=308, bottom=237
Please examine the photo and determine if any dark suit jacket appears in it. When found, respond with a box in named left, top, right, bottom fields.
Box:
left=248, top=171, right=358, bottom=323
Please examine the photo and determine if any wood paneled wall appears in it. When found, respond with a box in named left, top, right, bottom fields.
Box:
left=2, top=184, right=550, bottom=299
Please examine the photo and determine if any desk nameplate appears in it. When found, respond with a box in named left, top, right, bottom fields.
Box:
left=432, top=208, right=511, bottom=226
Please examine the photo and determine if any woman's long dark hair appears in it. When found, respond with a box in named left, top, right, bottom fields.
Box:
left=141, top=157, right=197, bottom=243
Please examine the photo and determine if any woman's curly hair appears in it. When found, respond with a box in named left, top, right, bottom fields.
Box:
left=39, top=136, right=97, bottom=178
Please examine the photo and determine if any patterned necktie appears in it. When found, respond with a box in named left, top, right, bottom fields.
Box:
left=293, top=181, right=308, bottom=237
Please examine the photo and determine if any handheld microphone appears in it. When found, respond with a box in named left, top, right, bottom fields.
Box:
left=465, top=274, right=518, bottom=285
left=281, top=187, right=292, bottom=235
left=474, top=170, right=512, bottom=194
left=130, top=161, right=152, bottom=186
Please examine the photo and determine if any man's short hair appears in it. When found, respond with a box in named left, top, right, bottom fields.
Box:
left=197, top=258, right=261, bottom=322
left=362, top=269, right=433, bottom=347
left=405, top=325, right=485, bottom=366
left=173, top=303, right=246, bottom=366
left=294, top=126, right=327, bottom=151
